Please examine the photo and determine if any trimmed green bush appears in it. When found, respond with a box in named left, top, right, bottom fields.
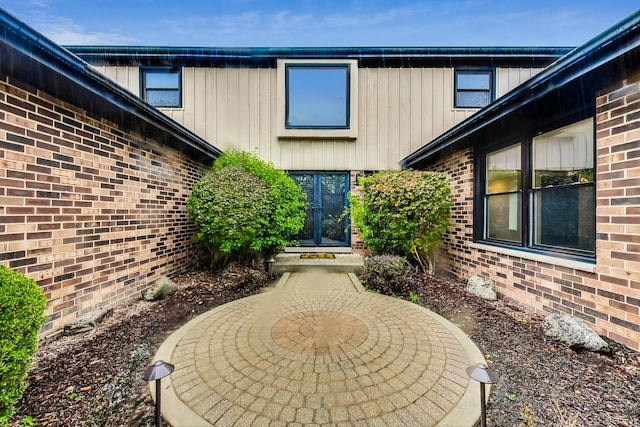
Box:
left=349, top=169, right=452, bottom=274
left=187, top=166, right=271, bottom=267
left=361, top=255, right=412, bottom=296
left=0, top=265, right=46, bottom=423
left=188, top=151, right=306, bottom=267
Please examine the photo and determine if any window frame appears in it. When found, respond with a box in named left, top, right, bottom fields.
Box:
left=474, top=118, right=596, bottom=262
left=454, top=68, right=494, bottom=109
left=277, top=59, right=358, bottom=139
left=140, top=67, right=182, bottom=108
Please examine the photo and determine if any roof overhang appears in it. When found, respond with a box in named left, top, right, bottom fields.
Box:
left=65, top=46, right=572, bottom=69
left=401, top=10, right=640, bottom=169
left=0, top=9, right=222, bottom=163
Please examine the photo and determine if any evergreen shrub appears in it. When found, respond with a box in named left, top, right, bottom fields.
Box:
left=0, top=265, right=46, bottom=422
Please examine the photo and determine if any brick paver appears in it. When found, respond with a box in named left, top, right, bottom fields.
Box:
left=152, top=271, right=486, bottom=426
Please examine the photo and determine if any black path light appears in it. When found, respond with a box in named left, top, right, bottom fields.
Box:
left=266, top=256, right=276, bottom=277
left=143, top=360, right=175, bottom=427
left=466, top=363, right=499, bottom=427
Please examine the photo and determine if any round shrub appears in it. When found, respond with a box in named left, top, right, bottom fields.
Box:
left=212, top=151, right=306, bottom=253
left=188, top=151, right=306, bottom=267
left=349, top=169, right=452, bottom=274
left=0, top=265, right=46, bottom=422
left=187, top=165, right=272, bottom=267
left=361, top=255, right=412, bottom=296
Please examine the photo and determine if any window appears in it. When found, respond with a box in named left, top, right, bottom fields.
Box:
left=455, top=69, right=493, bottom=108
left=286, top=65, right=349, bottom=128
left=141, top=68, right=181, bottom=108
left=277, top=59, right=358, bottom=139
left=478, top=119, right=595, bottom=259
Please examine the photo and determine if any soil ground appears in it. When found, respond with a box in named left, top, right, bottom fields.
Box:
left=9, top=265, right=640, bottom=427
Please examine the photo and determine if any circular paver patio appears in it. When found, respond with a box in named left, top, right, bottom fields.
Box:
left=152, top=271, right=486, bottom=426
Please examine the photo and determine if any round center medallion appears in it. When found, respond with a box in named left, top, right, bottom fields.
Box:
left=271, top=310, right=368, bottom=355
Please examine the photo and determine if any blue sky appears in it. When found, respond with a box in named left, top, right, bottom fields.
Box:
left=0, top=1, right=638, bottom=47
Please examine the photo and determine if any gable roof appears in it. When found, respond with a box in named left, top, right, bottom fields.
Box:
left=0, top=9, right=222, bottom=163
left=401, top=10, right=640, bottom=169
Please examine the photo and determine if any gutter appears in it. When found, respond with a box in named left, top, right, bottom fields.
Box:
left=0, top=9, right=222, bottom=161
left=401, top=10, right=640, bottom=168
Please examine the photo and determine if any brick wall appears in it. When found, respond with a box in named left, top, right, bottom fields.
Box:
left=427, top=74, right=640, bottom=351
left=0, top=74, right=210, bottom=337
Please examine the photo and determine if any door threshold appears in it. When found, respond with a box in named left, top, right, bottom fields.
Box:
left=283, top=247, right=352, bottom=253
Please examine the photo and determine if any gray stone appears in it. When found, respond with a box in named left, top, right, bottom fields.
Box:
left=143, top=275, right=178, bottom=301
left=63, top=307, right=110, bottom=335
left=466, top=275, right=497, bottom=300
left=543, top=313, right=610, bottom=352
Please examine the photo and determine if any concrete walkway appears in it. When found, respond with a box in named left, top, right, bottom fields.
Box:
left=151, top=271, right=487, bottom=426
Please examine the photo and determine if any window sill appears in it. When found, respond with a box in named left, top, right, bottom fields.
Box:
left=470, top=242, right=596, bottom=273
left=278, top=128, right=357, bottom=140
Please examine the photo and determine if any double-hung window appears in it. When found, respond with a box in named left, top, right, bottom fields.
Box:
left=141, top=67, right=181, bottom=108
left=277, top=59, right=358, bottom=139
left=455, top=69, right=493, bottom=108
left=478, top=119, right=595, bottom=260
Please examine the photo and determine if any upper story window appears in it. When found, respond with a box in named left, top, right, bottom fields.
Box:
left=141, top=67, right=181, bottom=108
left=277, top=59, right=358, bottom=139
left=477, top=118, right=595, bottom=260
left=455, top=69, right=493, bottom=108
left=286, top=65, right=349, bottom=129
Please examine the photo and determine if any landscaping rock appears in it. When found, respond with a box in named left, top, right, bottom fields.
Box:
left=63, top=307, right=110, bottom=335
left=143, top=275, right=178, bottom=301
left=543, top=313, right=610, bottom=352
left=466, top=275, right=497, bottom=300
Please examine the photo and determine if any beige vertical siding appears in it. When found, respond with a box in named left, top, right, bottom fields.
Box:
left=92, top=65, right=543, bottom=170
left=91, top=65, right=139, bottom=96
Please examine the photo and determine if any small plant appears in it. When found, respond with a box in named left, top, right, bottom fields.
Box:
left=519, top=403, right=534, bottom=427
left=0, top=266, right=47, bottom=423
left=361, top=255, right=412, bottom=296
left=409, top=292, right=420, bottom=303
left=68, top=392, right=83, bottom=402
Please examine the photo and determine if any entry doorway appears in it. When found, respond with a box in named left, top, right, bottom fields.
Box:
left=289, top=172, right=350, bottom=247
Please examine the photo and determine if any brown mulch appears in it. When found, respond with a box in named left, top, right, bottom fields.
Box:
left=9, top=266, right=640, bottom=426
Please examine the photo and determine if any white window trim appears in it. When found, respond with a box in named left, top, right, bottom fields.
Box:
left=277, top=59, right=358, bottom=139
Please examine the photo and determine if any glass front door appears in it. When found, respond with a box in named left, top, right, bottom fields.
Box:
left=289, top=172, right=350, bottom=247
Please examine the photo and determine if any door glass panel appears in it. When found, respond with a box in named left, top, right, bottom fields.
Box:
left=290, top=173, right=315, bottom=245
left=320, top=174, right=347, bottom=244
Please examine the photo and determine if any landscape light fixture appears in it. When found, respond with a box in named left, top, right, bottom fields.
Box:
left=466, top=363, right=499, bottom=427
left=266, top=256, right=276, bottom=277
left=143, top=360, right=175, bottom=427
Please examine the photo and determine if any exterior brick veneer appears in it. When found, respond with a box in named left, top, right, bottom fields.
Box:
left=0, top=75, right=209, bottom=336
left=428, top=73, right=640, bottom=351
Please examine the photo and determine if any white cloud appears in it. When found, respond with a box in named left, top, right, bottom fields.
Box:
left=20, top=11, right=139, bottom=45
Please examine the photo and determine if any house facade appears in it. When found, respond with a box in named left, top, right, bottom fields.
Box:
left=68, top=46, right=567, bottom=249
left=402, top=11, right=640, bottom=351
left=0, top=10, right=221, bottom=335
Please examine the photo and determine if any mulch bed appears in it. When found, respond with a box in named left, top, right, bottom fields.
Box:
left=9, top=265, right=640, bottom=426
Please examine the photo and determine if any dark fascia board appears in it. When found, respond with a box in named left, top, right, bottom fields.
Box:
left=401, top=10, right=640, bottom=169
left=65, top=46, right=572, bottom=69
left=0, top=9, right=222, bottom=163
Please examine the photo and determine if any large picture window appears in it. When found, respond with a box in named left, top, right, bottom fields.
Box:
left=478, top=119, right=595, bottom=259
left=286, top=65, right=349, bottom=129
left=277, top=59, right=358, bottom=139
